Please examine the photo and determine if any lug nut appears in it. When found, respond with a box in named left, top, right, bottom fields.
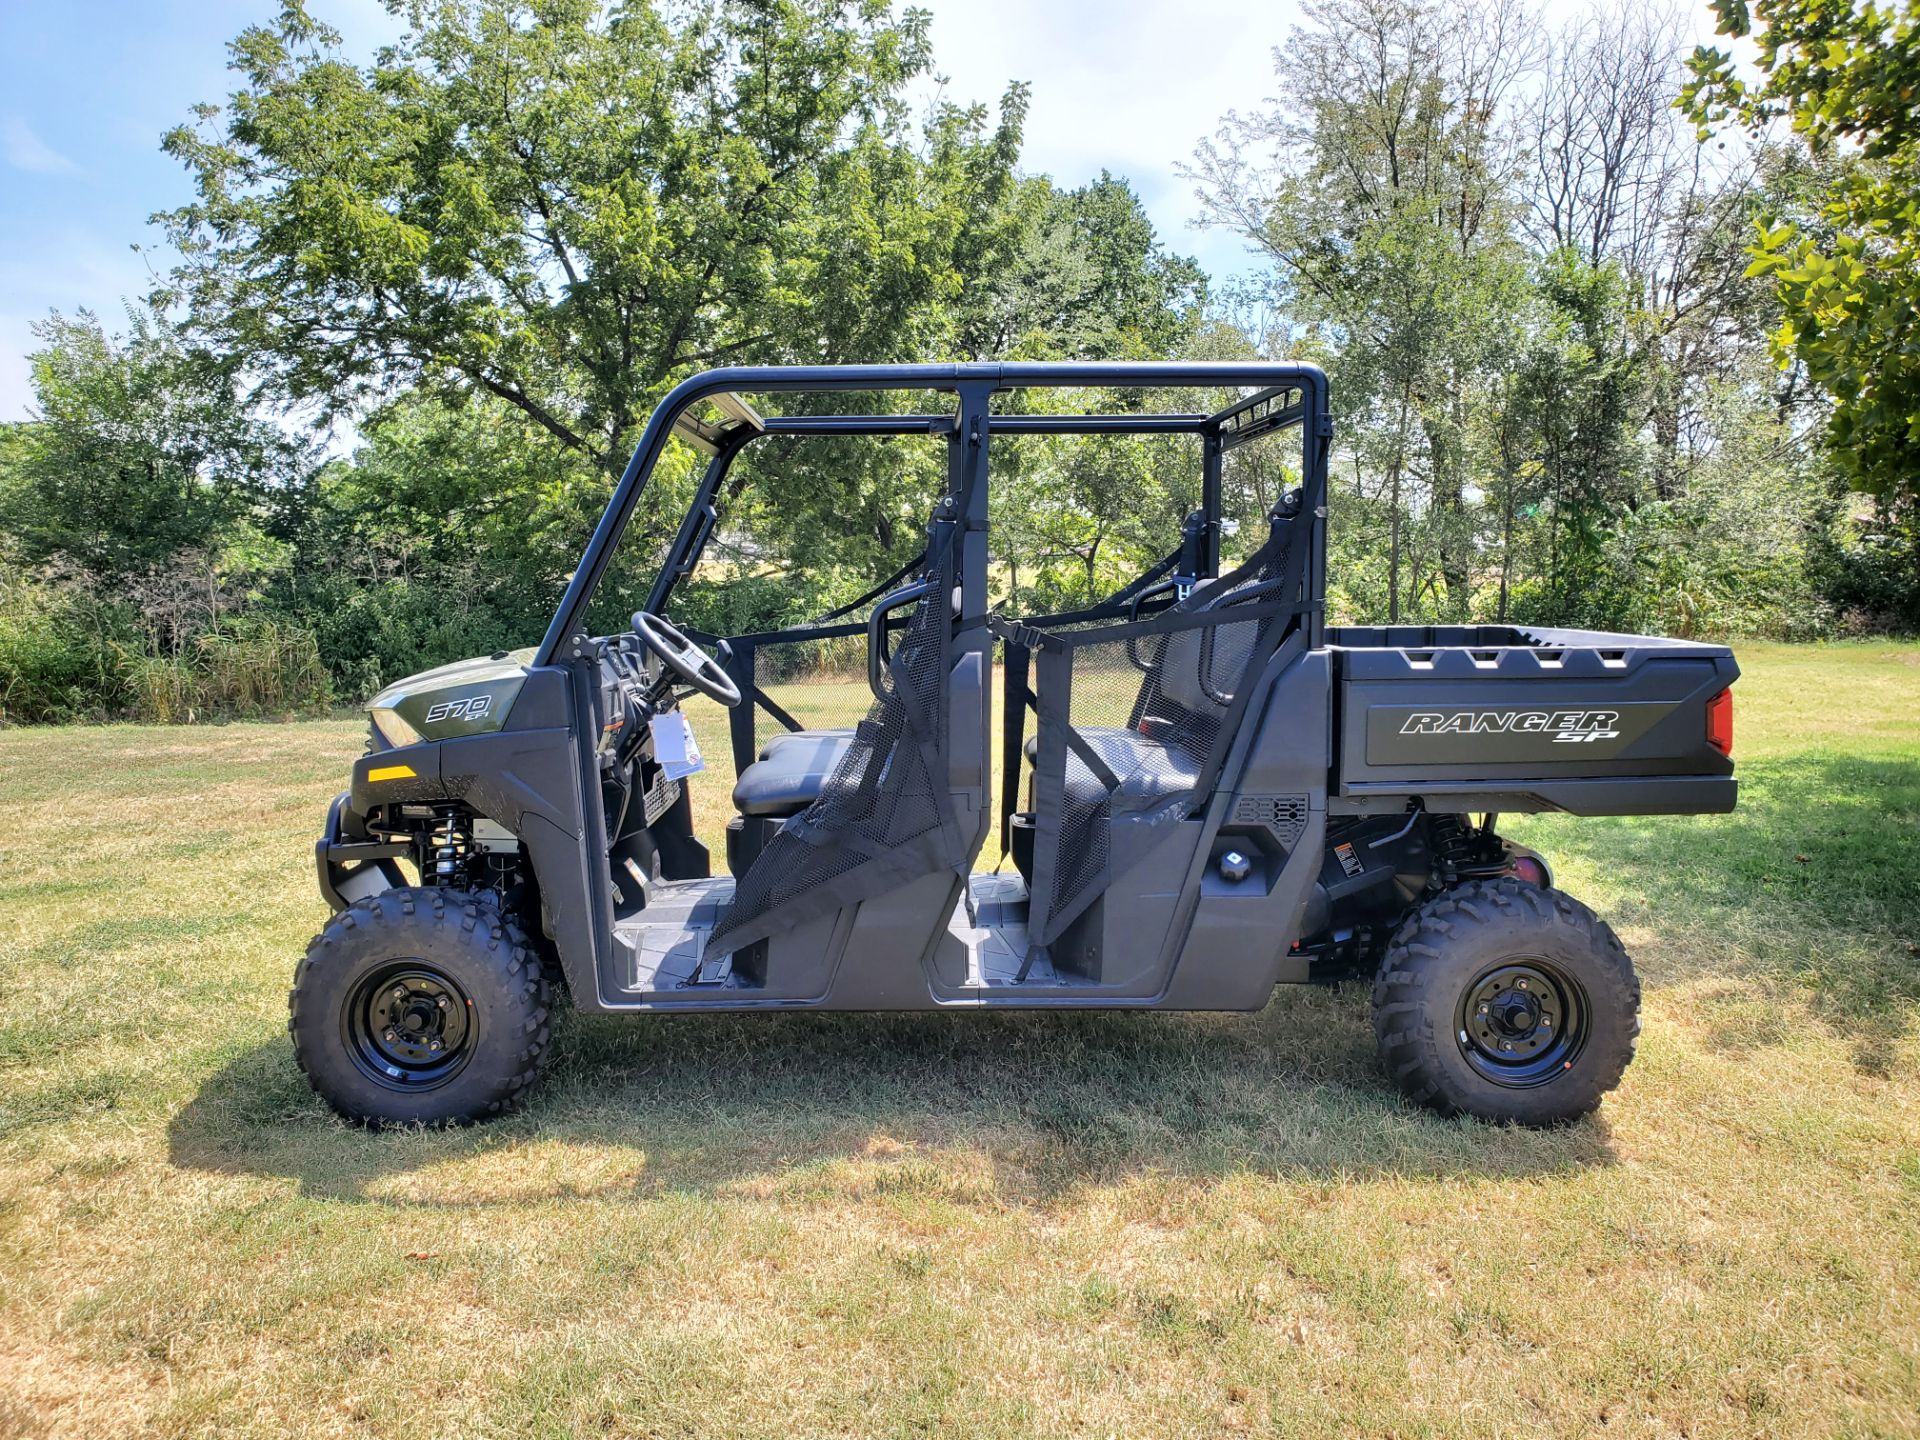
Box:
left=437, top=996, right=449, bottom=1009
left=428, top=1041, right=441, bottom=1053
left=384, top=1030, right=396, bottom=1043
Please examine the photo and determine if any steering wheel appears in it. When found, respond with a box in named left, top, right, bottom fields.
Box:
left=630, top=611, right=742, bottom=707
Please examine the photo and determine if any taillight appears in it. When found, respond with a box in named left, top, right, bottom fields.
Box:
left=1706, top=687, right=1733, bottom=757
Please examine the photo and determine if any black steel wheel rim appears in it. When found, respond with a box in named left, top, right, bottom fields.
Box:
left=1454, top=957, right=1588, bottom=1088
left=343, top=962, right=475, bottom=1092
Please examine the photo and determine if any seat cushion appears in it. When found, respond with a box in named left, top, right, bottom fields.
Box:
left=733, top=729, right=855, bottom=817
left=1023, top=725, right=1201, bottom=809
left=758, top=728, right=855, bottom=763
left=1072, top=725, right=1202, bottom=807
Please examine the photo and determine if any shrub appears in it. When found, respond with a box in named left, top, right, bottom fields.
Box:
left=0, top=575, right=330, bottom=724
left=120, top=619, right=332, bottom=723
left=0, top=577, right=131, bottom=724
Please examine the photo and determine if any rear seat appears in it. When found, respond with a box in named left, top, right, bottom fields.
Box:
left=1022, top=726, right=1202, bottom=807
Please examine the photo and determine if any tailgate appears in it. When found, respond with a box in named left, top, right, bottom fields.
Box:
left=1333, top=628, right=1738, bottom=816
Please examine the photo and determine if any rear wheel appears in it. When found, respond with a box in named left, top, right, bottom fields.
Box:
left=1372, top=878, right=1639, bottom=1126
left=291, top=887, right=551, bottom=1126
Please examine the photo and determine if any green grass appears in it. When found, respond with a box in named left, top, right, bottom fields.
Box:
left=1, top=641, right=1917, bottom=1437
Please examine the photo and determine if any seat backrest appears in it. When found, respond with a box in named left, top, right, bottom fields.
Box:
left=1144, top=579, right=1263, bottom=723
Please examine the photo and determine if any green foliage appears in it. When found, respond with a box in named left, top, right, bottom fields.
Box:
left=277, top=391, right=602, bottom=693
left=0, top=574, right=133, bottom=724
left=1809, top=489, right=1920, bottom=632
left=962, top=173, right=1207, bottom=360
left=1195, top=0, right=1545, bottom=622
left=1684, top=0, right=1920, bottom=500
left=118, top=616, right=332, bottom=724
left=0, top=572, right=329, bottom=724
left=160, top=0, right=1027, bottom=482
left=1188, top=0, right=1883, bottom=639
left=2, top=0, right=1913, bottom=732
left=0, top=307, right=308, bottom=583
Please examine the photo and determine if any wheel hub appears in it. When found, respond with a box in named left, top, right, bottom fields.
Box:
left=1456, top=960, right=1586, bottom=1087
left=344, top=964, right=474, bottom=1090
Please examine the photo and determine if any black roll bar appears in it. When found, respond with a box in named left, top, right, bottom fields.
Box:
left=540, top=362, right=1329, bottom=666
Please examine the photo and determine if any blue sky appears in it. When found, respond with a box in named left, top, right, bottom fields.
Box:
left=0, top=0, right=1289, bottom=423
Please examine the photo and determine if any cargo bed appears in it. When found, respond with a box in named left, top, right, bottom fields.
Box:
left=1325, top=624, right=1738, bottom=816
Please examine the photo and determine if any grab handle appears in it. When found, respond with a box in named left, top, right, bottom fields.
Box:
left=1196, top=577, right=1294, bottom=704
left=867, top=581, right=931, bottom=702
left=1125, top=578, right=1179, bottom=673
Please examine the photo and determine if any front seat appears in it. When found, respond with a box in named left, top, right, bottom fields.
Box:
left=731, top=728, right=855, bottom=818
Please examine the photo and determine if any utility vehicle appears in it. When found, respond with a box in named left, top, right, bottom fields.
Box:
left=297, top=362, right=1738, bottom=1128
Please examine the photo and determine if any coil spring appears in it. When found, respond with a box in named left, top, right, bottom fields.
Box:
left=1428, top=813, right=1474, bottom=885
left=432, top=812, right=468, bottom=883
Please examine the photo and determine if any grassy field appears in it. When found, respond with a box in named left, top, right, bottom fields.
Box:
left=1, top=641, right=1917, bottom=1437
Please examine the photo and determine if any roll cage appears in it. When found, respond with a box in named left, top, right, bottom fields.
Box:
left=536, top=362, right=1333, bottom=773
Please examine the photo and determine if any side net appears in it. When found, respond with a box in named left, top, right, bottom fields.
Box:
left=997, top=515, right=1309, bottom=949
left=708, top=544, right=963, bottom=957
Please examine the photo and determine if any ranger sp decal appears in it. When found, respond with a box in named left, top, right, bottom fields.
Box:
left=1399, top=709, right=1622, bottom=744
left=1363, top=700, right=1670, bottom=766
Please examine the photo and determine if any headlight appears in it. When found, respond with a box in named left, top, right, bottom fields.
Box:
left=370, top=707, right=422, bottom=747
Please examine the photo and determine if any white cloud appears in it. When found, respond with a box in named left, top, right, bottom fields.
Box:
left=2, top=117, right=80, bottom=176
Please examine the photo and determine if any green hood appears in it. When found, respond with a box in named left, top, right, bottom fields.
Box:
left=368, top=647, right=536, bottom=742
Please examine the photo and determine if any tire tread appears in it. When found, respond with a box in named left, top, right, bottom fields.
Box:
left=1372, top=877, right=1640, bottom=1126
left=290, top=887, right=552, bottom=1127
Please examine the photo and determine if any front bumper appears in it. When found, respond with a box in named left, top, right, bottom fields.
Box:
left=316, top=791, right=410, bottom=911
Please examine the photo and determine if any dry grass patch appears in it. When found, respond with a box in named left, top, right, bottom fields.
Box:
left=1, top=643, right=1917, bottom=1436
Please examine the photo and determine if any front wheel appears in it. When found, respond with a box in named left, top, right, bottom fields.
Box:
left=291, top=888, right=552, bottom=1126
left=1372, top=878, right=1639, bottom=1126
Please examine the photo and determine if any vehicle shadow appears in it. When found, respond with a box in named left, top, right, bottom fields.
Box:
left=1522, top=753, right=1918, bottom=1072
left=167, top=988, right=1615, bottom=1209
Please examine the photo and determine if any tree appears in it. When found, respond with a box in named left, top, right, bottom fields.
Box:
left=1188, top=0, right=1537, bottom=621
left=160, top=0, right=1028, bottom=479
left=0, top=306, right=307, bottom=584
left=1683, top=0, right=1920, bottom=500
left=960, top=172, right=1206, bottom=361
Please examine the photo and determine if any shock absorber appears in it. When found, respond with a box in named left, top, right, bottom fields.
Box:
left=432, top=812, right=467, bottom=885
left=1431, top=812, right=1510, bottom=886
left=1428, top=813, right=1473, bottom=887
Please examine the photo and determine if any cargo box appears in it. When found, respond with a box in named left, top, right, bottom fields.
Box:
left=1329, top=624, right=1737, bottom=816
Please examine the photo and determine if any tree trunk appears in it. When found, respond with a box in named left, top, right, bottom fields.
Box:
left=1388, top=473, right=1402, bottom=624
left=1498, top=481, right=1515, bottom=623
left=1387, top=379, right=1414, bottom=624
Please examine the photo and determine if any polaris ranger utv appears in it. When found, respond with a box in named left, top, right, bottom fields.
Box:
left=297, top=362, right=1738, bottom=1128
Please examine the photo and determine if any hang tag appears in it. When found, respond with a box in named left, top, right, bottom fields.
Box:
left=648, top=710, right=705, bottom=780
